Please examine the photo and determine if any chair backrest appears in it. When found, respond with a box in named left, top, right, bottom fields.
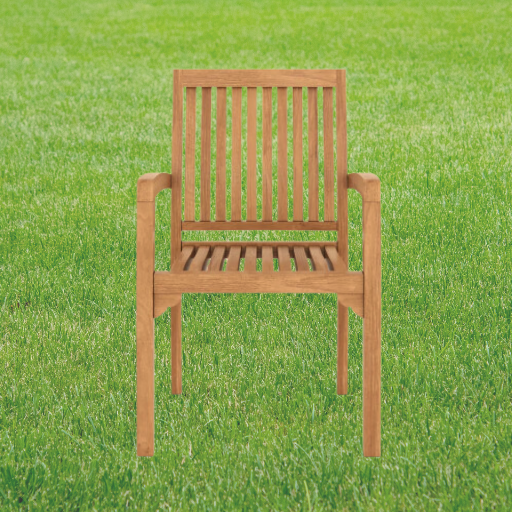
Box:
left=171, top=70, right=348, bottom=267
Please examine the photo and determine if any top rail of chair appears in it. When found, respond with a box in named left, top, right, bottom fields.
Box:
left=177, top=69, right=342, bottom=88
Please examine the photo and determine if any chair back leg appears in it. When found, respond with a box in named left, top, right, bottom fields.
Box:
left=171, top=302, right=182, bottom=394
left=337, top=303, right=349, bottom=395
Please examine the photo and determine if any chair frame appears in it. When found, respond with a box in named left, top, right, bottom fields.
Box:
left=136, top=70, right=381, bottom=457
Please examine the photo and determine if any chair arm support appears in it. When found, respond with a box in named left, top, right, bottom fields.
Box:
left=137, top=173, right=172, bottom=324
left=137, top=173, right=172, bottom=202
left=348, top=173, right=380, bottom=202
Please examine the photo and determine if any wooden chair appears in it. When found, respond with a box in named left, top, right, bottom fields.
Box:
left=136, top=70, right=381, bottom=457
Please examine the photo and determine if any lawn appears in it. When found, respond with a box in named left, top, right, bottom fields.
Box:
left=1, top=0, right=511, bottom=509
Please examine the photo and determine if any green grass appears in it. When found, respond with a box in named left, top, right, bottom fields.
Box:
left=1, top=0, right=511, bottom=509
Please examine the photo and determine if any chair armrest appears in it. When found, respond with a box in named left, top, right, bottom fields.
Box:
left=137, top=173, right=172, bottom=202
left=348, top=173, right=380, bottom=202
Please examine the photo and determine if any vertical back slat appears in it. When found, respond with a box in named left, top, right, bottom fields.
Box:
left=171, top=71, right=183, bottom=264
left=308, top=87, right=319, bottom=221
left=323, top=87, right=335, bottom=222
left=231, top=87, right=242, bottom=221
left=246, top=87, right=257, bottom=221
left=262, top=87, right=273, bottom=221
left=184, top=87, right=196, bottom=221
left=216, top=87, right=227, bottom=221
left=200, top=87, right=212, bottom=221
left=293, top=87, right=303, bottom=222
left=277, top=87, right=288, bottom=221
left=336, top=71, right=348, bottom=269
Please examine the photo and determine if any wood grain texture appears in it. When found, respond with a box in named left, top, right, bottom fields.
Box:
left=277, top=87, right=288, bottom=221
left=200, top=87, right=212, bottom=221
left=181, top=220, right=337, bottom=231
left=277, top=246, right=291, bottom=271
left=339, top=295, right=363, bottom=319
left=348, top=173, right=381, bottom=202
left=171, top=304, right=182, bottom=394
left=154, top=294, right=181, bottom=318
left=171, top=246, right=194, bottom=272
left=309, top=246, right=328, bottom=271
left=262, top=87, right=273, bottom=221
left=155, top=271, right=363, bottom=294
left=188, top=246, right=210, bottom=272
left=336, top=70, right=348, bottom=272
left=171, top=71, right=183, bottom=265
left=308, top=87, right=319, bottom=221
left=208, top=246, right=226, bottom=271
left=137, top=173, right=172, bottom=202
left=323, top=87, right=335, bottom=221
left=182, top=240, right=337, bottom=255
left=325, top=246, right=347, bottom=271
left=362, top=198, right=381, bottom=457
left=337, top=303, right=348, bottom=395
left=262, top=246, right=274, bottom=273
left=244, top=246, right=257, bottom=272
left=136, top=200, right=155, bottom=456
left=246, top=87, right=257, bottom=221
left=231, top=87, right=242, bottom=221
left=216, top=87, right=227, bottom=221
left=293, top=246, right=310, bottom=271
left=226, top=246, right=242, bottom=272
left=180, top=69, right=338, bottom=87
left=292, top=87, right=303, bottom=221
left=185, top=87, right=196, bottom=221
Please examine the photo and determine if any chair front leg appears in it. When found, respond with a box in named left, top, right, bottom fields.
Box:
left=362, top=199, right=381, bottom=457
left=136, top=200, right=156, bottom=456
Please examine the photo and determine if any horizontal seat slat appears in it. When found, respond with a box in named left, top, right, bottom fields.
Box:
left=208, top=246, right=226, bottom=271
left=309, top=246, right=329, bottom=272
left=293, top=246, right=310, bottom=272
left=325, top=246, right=346, bottom=271
left=244, top=247, right=257, bottom=273
left=278, top=246, right=292, bottom=272
left=262, top=246, right=274, bottom=273
left=226, top=246, right=242, bottom=272
left=173, top=246, right=194, bottom=272
left=188, top=246, right=209, bottom=272
left=180, top=70, right=338, bottom=87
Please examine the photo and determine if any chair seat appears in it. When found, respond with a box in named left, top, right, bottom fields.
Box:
left=153, top=242, right=363, bottom=296
left=174, top=242, right=343, bottom=273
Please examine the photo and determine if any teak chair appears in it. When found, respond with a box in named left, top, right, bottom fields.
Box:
left=137, top=70, right=381, bottom=457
